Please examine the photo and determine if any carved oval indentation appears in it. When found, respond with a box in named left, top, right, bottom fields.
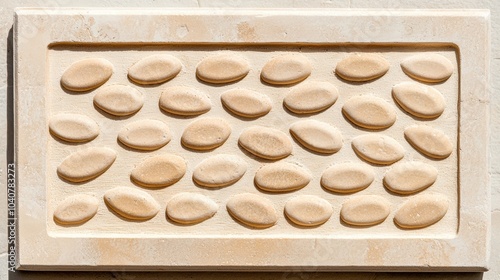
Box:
left=342, top=95, right=397, bottom=129
left=128, top=54, right=182, bottom=85
left=352, top=135, right=405, bottom=165
left=159, top=86, right=211, bottom=116
left=289, top=120, right=343, bottom=154
left=118, top=119, right=171, bottom=151
left=401, top=53, right=454, bottom=83
left=392, top=82, right=446, bottom=119
left=53, top=194, right=99, bottom=225
left=131, top=154, right=186, bottom=188
left=49, top=113, right=99, bottom=143
left=340, top=195, right=391, bottom=226
left=193, top=154, right=247, bottom=188
left=93, top=84, right=144, bottom=116
left=404, top=125, right=453, bottom=159
left=394, top=194, right=449, bottom=229
left=284, top=82, right=339, bottom=114
left=57, top=147, right=117, bottom=182
left=196, top=53, right=250, bottom=84
left=226, top=193, right=278, bottom=228
left=261, top=53, right=312, bottom=85
left=181, top=118, right=231, bottom=150
left=384, top=162, right=438, bottom=194
left=254, top=162, right=311, bottom=192
left=221, top=88, right=272, bottom=118
left=335, top=53, right=390, bottom=82
left=61, top=58, right=113, bottom=92
left=104, top=187, right=160, bottom=220
left=285, top=195, right=333, bottom=227
left=166, top=193, right=218, bottom=224
left=321, top=162, right=375, bottom=193
left=239, top=126, right=293, bottom=160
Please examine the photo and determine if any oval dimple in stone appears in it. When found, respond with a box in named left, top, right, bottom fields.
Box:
left=93, top=85, right=144, bottom=117
left=159, top=86, right=211, bottom=116
left=61, top=58, right=113, bottom=92
left=221, top=88, right=272, bottom=118
left=181, top=118, right=231, bottom=150
left=128, top=54, right=182, bottom=85
left=342, top=95, right=397, bottom=129
left=289, top=120, right=343, bottom=154
left=166, top=193, right=218, bottom=224
left=335, top=53, right=390, bottom=82
left=196, top=53, right=250, bottom=84
left=384, top=161, right=438, bottom=194
left=401, top=53, right=454, bottom=83
left=321, top=162, right=375, bottom=193
left=53, top=194, right=99, bottom=225
left=340, top=195, right=391, bottom=226
left=394, top=194, right=449, bottom=229
left=285, top=195, right=333, bottom=227
left=284, top=82, right=339, bottom=114
left=352, top=134, right=405, bottom=165
left=392, top=82, right=445, bottom=119
left=131, top=154, right=186, bottom=188
left=118, top=119, right=171, bottom=151
left=239, top=126, right=293, bottom=160
left=49, top=113, right=99, bottom=143
left=104, top=187, right=160, bottom=220
left=254, top=162, right=311, bottom=192
left=57, top=147, right=116, bottom=183
left=226, top=193, right=278, bottom=228
left=193, top=154, right=247, bottom=188
left=404, top=125, right=453, bottom=159
left=261, top=53, right=312, bottom=85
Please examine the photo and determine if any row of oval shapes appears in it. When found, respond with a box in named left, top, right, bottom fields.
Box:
left=84, top=80, right=446, bottom=122
left=54, top=189, right=449, bottom=230
left=57, top=148, right=439, bottom=195
left=60, top=52, right=454, bottom=92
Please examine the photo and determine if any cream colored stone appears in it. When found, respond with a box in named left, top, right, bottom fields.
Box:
left=352, top=135, right=405, bottom=165
left=181, top=117, right=231, bottom=150
left=53, top=194, right=99, bottom=225
left=335, top=53, right=390, bottom=82
left=283, top=81, right=339, bottom=114
left=128, top=54, right=182, bottom=85
left=284, top=195, right=333, bottom=227
left=340, top=195, right=391, bottom=226
left=49, top=113, right=99, bottom=143
left=321, top=162, right=375, bottom=193
left=221, top=88, right=272, bottom=118
left=57, top=147, right=117, bottom=182
left=384, top=161, right=438, bottom=194
left=401, top=53, right=454, bottom=83
left=193, top=154, right=247, bottom=188
left=261, top=53, right=311, bottom=85
left=196, top=53, right=250, bottom=84
left=238, top=126, right=293, bottom=160
left=226, top=193, right=277, bottom=228
left=394, top=193, right=449, bottom=229
left=159, top=86, right=211, bottom=116
left=131, top=154, right=186, bottom=188
left=104, top=187, right=160, bottom=220
left=93, top=84, right=144, bottom=116
left=60, top=58, right=113, bottom=92
left=392, top=82, right=445, bottom=119
left=404, top=125, right=453, bottom=159
left=342, top=95, right=397, bottom=129
left=254, top=162, right=311, bottom=192
left=118, top=119, right=171, bottom=151
left=289, top=120, right=343, bottom=154
left=166, top=193, right=218, bottom=224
